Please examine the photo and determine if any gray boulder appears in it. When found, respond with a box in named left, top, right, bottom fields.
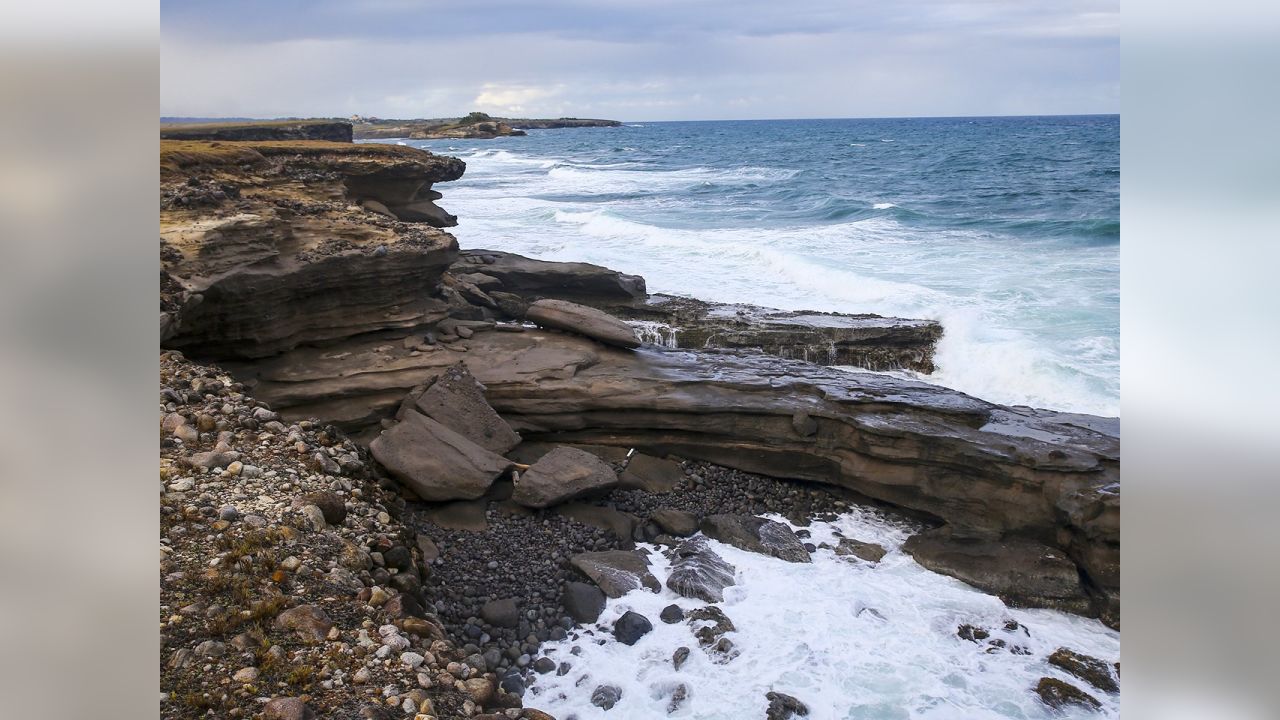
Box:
left=401, top=362, right=520, bottom=454
left=700, top=514, right=812, bottom=563
left=666, top=537, right=736, bottom=602
left=562, top=581, right=606, bottom=624
left=619, top=453, right=683, bottom=492
left=512, top=446, right=618, bottom=508
left=526, top=299, right=640, bottom=349
left=835, top=538, right=887, bottom=563
left=370, top=409, right=513, bottom=501
left=613, top=611, right=653, bottom=645
left=570, top=549, right=660, bottom=598
left=650, top=508, right=698, bottom=536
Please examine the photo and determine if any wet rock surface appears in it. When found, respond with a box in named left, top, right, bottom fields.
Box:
left=700, top=514, right=812, bottom=563
left=1034, top=676, right=1102, bottom=711
left=525, top=298, right=642, bottom=349
left=665, top=537, right=737, bottom=602
left=1047, top=647, right=1120, bottom=694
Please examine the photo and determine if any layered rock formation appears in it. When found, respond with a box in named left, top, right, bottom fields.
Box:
left=454, top=250, right=942, bottom=372
left=159, top=137, right=1120, bottom=628
left=160, top=119, right=355, bottom=142
left=160, top=140, right=465, bottom=358
left=353, top=116, right=620, bottom=140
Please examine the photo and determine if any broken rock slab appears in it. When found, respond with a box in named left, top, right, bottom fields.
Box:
left=399, top=362, right=520, bottom=454
left=666, top=536, right=736, bottom=603
left=526, top=299, right=640, bottom=349
left=619, top=453, right=684, bottom=493
left=370, top=409, right=513, bottom=502
left=512, top=446, right=619, bottom=509
left=569, top=549, right=661, bottom=598
left=700, top=514, right=812, bottom=563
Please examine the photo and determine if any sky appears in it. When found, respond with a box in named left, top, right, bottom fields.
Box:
left=160, top=0, right=1119, bottom=121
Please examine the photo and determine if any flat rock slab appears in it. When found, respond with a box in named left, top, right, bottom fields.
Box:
left=700, top=514, right=812, bottom=563
left=554, top=503, right=638, bottom=542
left=903, top=528, right=1091, bottom=614
left=835, top=538, right=887, bottom=563
left=619, top=453, right=684, bottom=493
left=570, top=549, right=661, bottom=598
left=420, top=498, right=489, bottom=531
left=512, top=446, right=618, bottom=508
left=526, top=299, right=640, bottom=349
left=650, top=508, right=699, bottom=536
left=370, top=409, right=513, bottom=501
left=404, top=362, right=520, bottom=454
left=666, top=536, right=736, bottom=602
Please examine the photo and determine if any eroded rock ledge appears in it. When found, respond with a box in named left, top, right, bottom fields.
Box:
left=161, top=140, right=465, bottom=358
left=456, top=249, right=943, bottom=372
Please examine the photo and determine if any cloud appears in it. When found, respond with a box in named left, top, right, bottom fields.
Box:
left=160, top=0, right=1119, bottom=120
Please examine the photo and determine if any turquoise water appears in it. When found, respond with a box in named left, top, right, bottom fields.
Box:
left=391, top=116, right=1119, bottom=416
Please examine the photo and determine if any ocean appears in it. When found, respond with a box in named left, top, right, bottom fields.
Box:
left=389, top=115, right=1119, bottom=417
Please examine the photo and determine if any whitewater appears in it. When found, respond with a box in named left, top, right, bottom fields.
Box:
left=526, top=508, right=1119, bottom=720
left=385, top=116, right=1119, bottom=416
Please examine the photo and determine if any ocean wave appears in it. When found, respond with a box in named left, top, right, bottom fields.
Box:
left=872, top=202, right=897, bottom=210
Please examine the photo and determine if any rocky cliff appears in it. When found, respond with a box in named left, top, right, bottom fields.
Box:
left=159, top=138, right=1119, bottom=628
left=160, top=119, right=354, bottom=142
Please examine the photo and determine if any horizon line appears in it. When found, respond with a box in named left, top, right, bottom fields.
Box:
left=161, top=112, right=1120, bottom=124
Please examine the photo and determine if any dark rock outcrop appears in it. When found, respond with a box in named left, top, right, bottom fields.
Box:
left=666, top=537, right=737, bottom=602
left=512, top=446, right=618, bottom=508
left=903, top=528, right=1093, bottom=615
left=569, top=550, right=660, bottom=598
left=526, top=299, right=641, bottom=349
left=700, top=514, right=811, bottom=563
left=456, top=250, right=646, bottom=305
left=612, top=611, right=653, bottom=645
left=835, top=538, right=887, bottom=563
left=766, top=691, right=810, bottom=720
left=1034, top=677, right=1102, bottom=711
left=561, top=581, right=606, bottom=624
left=1047, top=648, right=1120, bottom=694
left=591, top=684, right=622, bottom=711
left=161, top=119, right=354, bottom=142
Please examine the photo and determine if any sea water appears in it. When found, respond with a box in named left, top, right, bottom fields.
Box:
left=386, top=116, right=1119, bottom=417
left=526, top=509, right=1120, bottom=720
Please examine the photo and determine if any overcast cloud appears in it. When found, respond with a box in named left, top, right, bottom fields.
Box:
left=160, top=0, right=1118, bottom=120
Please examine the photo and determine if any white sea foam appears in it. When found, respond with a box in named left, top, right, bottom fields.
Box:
left=872, top=202, right=897, bottom=209
left=422, top=144, right=1119, bottom=416
left=527, top=511, right=1119, bottom=719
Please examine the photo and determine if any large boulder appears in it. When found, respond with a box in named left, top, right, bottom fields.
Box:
left=455, top=250, right=646, bottom=305
left=400, top=363, right=520, bottom=454
left=512, top=446, right=618, bottom=508
left=618, top=453, right=683, bottom=493
left=561, top=581, right=607, bottom=624
left=612, top=611, right=653, bottom=645
left=765, top=691, right=810, bottom=720
left=700, top=514, right=811, bottom=563
left=554, top=503, right=638, bottom=542
left=569, top=550, right=660, bottom=598
left=370, top=409, right=513, bottom=501
left=834, top=538, right=887, bottom=563
left=666, top=537, right=736, bottom=602
left=526, top=299, right=640, bottom=349
left=903, top=528, right=1092, bottom=614
left=650, top=508, right=698, bottom=537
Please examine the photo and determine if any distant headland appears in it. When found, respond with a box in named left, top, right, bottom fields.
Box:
left=159, top=112, right=621, bottom=142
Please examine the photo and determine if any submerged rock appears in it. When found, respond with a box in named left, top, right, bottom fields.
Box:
left=660, top=604, right=685, bottom=624
left=765, top=691, right=810, bottom=720
left=1034, top=677, right=1102, bottom=711
left=700, top=514, right=811, bottom=563
left=613, top=611, right=653, bottom=645
left=835, top=537, right=887, bottom=563
left=591, top=684, right=623, bottom=710
left=512, top=446, right=618, bottom=508
left=1048, top=648, right=1120, bottom=693
left=666, top=536, right=737, bottom=602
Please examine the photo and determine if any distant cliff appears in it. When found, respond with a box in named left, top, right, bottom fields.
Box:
left=159, top=119, right=353, bottom=142
left=353, top=114, right=620, bottom=140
